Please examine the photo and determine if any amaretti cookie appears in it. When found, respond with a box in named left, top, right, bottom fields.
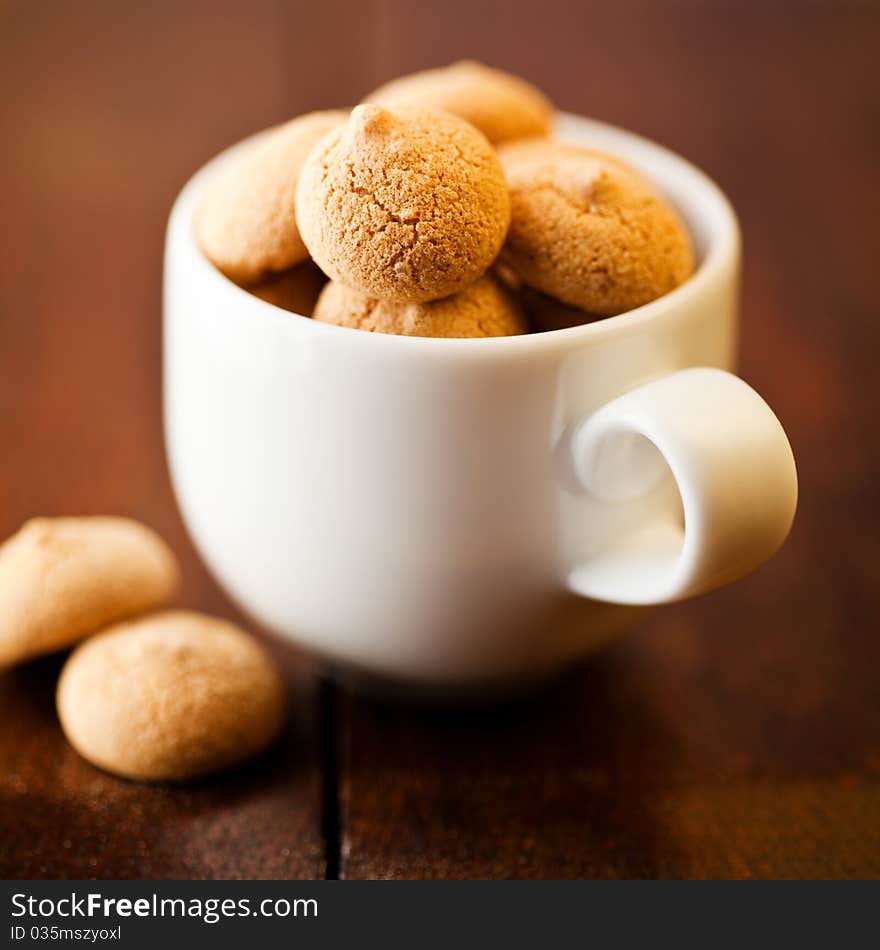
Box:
left=498, top=140, right=694, bottom=316
left=313, top=274, right=526, bottom=338
left=195, top=110, right=346, bottom=283
left=0, top=517, right=179, bottom=667
left=296, top=105, right=511, bottom=303
left=57, top=611, right=285, bottom=782
left=364, top=61, right=553, bottom=144
left=249, top=259, right=327, bottom=316
left=521, top=287, right=600, bottom=333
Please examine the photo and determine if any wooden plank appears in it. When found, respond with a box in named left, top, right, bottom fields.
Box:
left=338, top=0, right=880, bottom=879
left=2, top=0, right=878, bottom=881
left=0, top=0, right=365, bottom=880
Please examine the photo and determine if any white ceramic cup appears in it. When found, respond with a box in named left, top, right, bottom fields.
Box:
left=164, top=113, right=797, bottom=686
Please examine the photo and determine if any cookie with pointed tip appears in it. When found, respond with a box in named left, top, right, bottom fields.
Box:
left=195, top=110, right=347, bottom=283
left=313, top=274, right=526, bottom=338
left=296, top=105, right=511, bottom=303
left=499, top=139, right=695, bottom=316
left=364, top=61, right=553, bottom=144
left=57, top=611, right=285, bottom=782
left=0, top=517, right=179, bottom=668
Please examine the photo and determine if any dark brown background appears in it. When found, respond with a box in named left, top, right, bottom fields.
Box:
left=1, top=0, right=878, bottom=879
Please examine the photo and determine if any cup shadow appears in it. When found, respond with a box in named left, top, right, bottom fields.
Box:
left=337, top=637, right=693, bottom=879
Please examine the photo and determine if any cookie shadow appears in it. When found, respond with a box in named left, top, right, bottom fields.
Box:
left=0, top=643, right=322, bottom=880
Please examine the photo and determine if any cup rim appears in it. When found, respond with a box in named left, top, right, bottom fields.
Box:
left=170, top=110, right=740, bottom=353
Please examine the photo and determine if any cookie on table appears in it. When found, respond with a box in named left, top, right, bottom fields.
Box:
left=498, top=139, right=694, bottom=316
left=248, top=259, right=327, bottom=316
left=313, top=274, right=526, bottom=338
left=0, top=517, right=179, bottom=668
left=296, top=104, right=511, bottom=303
left=57, top=611, right=285, bottom=782
left=195, top=110, right=347, bottom=284
left=364, top=61, right=553, bottom=144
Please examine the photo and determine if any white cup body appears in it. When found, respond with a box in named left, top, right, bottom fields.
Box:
left=164, top=114, right=743, bottom=684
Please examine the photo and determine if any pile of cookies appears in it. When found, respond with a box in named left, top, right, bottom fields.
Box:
left=0, top=517, right=284, bottom=782
left=196, top=61, right=694, bottom=337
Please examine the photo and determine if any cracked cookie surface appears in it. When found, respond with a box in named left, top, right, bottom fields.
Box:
left=313, top=274, right=526, bottom=337
left=364, top=60, right=553, bottom=145
left=296, top=105, right=511, bottom=303
left=499, top=139, right=694, bottom=315
left=195, top=110, right=346, bottom=283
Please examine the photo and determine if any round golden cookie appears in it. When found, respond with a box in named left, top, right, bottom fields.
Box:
left=0, top=517, right=179, bottom=668
left=195, top=110, right=347, bottom=284
left=57, top=611, right=285, bottom=782
left=296, top=105, right=511, bottom=303
left=364, top=61, right=553, bottom=144
left=248, top=260, right=327, bottom=316
left=498, top=140, right=695, bottom=316
left=313, top=275, right=526, bottom=338
left=521, top=287, right=600, bottom=333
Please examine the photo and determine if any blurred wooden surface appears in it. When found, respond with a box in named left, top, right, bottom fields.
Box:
left=1, top=0, right=878, bottom=879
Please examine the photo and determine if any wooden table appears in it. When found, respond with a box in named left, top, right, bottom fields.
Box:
left=1, top=0, right=878, bottom=879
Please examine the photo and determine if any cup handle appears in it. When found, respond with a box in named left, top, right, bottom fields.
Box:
left=565, top=367, right=797, bottom=605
